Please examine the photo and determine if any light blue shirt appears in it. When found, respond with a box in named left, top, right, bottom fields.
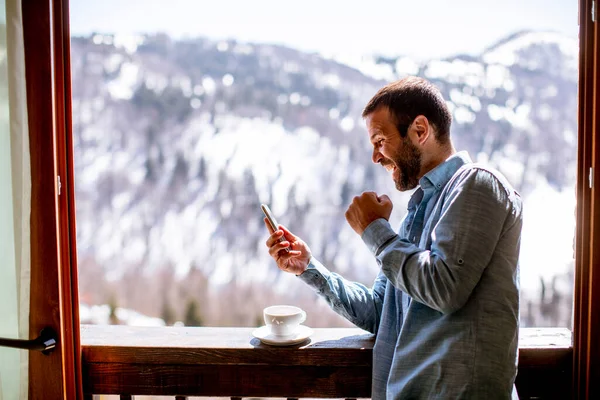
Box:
left=299, top=152, right=522, bottom=399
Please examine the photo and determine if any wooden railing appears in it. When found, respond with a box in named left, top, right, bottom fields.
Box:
left=81, top=325, right=572, bottom=399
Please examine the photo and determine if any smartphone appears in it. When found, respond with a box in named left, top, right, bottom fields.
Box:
left=261, top=204, right=290, bottom=253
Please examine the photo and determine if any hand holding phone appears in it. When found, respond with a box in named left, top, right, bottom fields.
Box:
left=261, top=204, right=290, bottom=253
left=262, top=204, right=313, bottom=275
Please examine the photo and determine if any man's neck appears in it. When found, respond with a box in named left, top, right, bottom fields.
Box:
left=420, top=144, right=456, bottom=178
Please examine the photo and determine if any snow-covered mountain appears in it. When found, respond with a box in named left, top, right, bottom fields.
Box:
left=71, top=31, right=578, bottom=327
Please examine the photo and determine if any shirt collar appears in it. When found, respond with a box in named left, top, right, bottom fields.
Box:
left=419, top=151, right=472, bottom=192
left=407, top=151, right=472, bottom=210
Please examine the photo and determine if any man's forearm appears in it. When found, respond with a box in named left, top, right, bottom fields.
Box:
left=298, top=257, right=384, bottom=334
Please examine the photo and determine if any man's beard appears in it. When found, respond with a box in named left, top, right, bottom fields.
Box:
left=385, top=138, right=422, bottom=191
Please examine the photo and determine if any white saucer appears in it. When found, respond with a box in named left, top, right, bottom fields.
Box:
left=252, top=325, right=313, bottom=346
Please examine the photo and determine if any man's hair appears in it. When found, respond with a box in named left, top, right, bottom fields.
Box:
left=362, top=76, right=452, bottom=144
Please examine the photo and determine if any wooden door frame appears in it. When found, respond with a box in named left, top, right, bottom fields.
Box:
left=21, top=0, right=600, bottom=398
left=573, top=0, right=600, bottom=398
left=23, top=0, right=81, bottom=398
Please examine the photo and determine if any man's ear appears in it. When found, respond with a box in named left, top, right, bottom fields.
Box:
left=411, top=115, right=431, bottom=145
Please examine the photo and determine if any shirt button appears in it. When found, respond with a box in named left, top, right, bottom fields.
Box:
left=458, top=259, right=464, bottom=265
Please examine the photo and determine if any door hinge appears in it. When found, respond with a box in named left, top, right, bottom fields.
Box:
left=593, top=0, right=597, bottom=22
left=57, top=175, right=62, bottom=195
left=590, top=167, right=594, bottom=189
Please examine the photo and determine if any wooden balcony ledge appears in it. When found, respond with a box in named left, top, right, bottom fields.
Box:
left=81, top=325, right=572, bottom=399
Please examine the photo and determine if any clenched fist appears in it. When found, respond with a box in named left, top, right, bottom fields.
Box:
left=345, top=192, right=393, bottom=235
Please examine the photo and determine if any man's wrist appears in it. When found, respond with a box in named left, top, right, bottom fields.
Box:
left=296, top=257, right=314, bottom=276
left=361, top=218, right=397, bottom=255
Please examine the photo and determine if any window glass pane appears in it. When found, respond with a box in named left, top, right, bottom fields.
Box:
left=70, top=0, right=578, bottom=329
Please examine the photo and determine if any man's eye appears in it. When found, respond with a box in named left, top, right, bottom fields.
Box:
left=377, top=139, right=384, bottom=146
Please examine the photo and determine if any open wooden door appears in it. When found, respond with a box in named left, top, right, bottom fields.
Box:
left=10, top=0, right=600, bottom=398
left=22, top=0, right=82, bottom=398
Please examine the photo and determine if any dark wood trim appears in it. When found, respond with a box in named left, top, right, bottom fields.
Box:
left=573, top=0, right=600, bottom=398
left=53, top=0, right=83, bottom=398
left=81, top=326, right=373, bottom=366
left=22, top=1, right=65, bottom=398
left=22, top=0, right=80, bottom=398
left=80, top=326, right=571, bottom=399
left=516, top=347, right=572, bottom=400
left=80, top=327, right=374, bottom=398
left=87, top=364, right=372, bottom=398
left=588, top=8, right=600, bottom=395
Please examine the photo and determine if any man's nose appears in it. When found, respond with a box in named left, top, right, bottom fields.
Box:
left=372, top=148, right=382, bottom=164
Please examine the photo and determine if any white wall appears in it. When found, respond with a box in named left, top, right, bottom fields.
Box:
left=0, top=0, right=23, bottom=397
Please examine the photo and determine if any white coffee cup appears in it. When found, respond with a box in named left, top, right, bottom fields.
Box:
left=263, top=305, right=307, bottom=337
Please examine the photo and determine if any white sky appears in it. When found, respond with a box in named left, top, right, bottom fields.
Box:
left=70, top=0, right=579, bottom=60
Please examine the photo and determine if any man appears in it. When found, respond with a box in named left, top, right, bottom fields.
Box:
left=265, top=76, right=522, bottom=399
